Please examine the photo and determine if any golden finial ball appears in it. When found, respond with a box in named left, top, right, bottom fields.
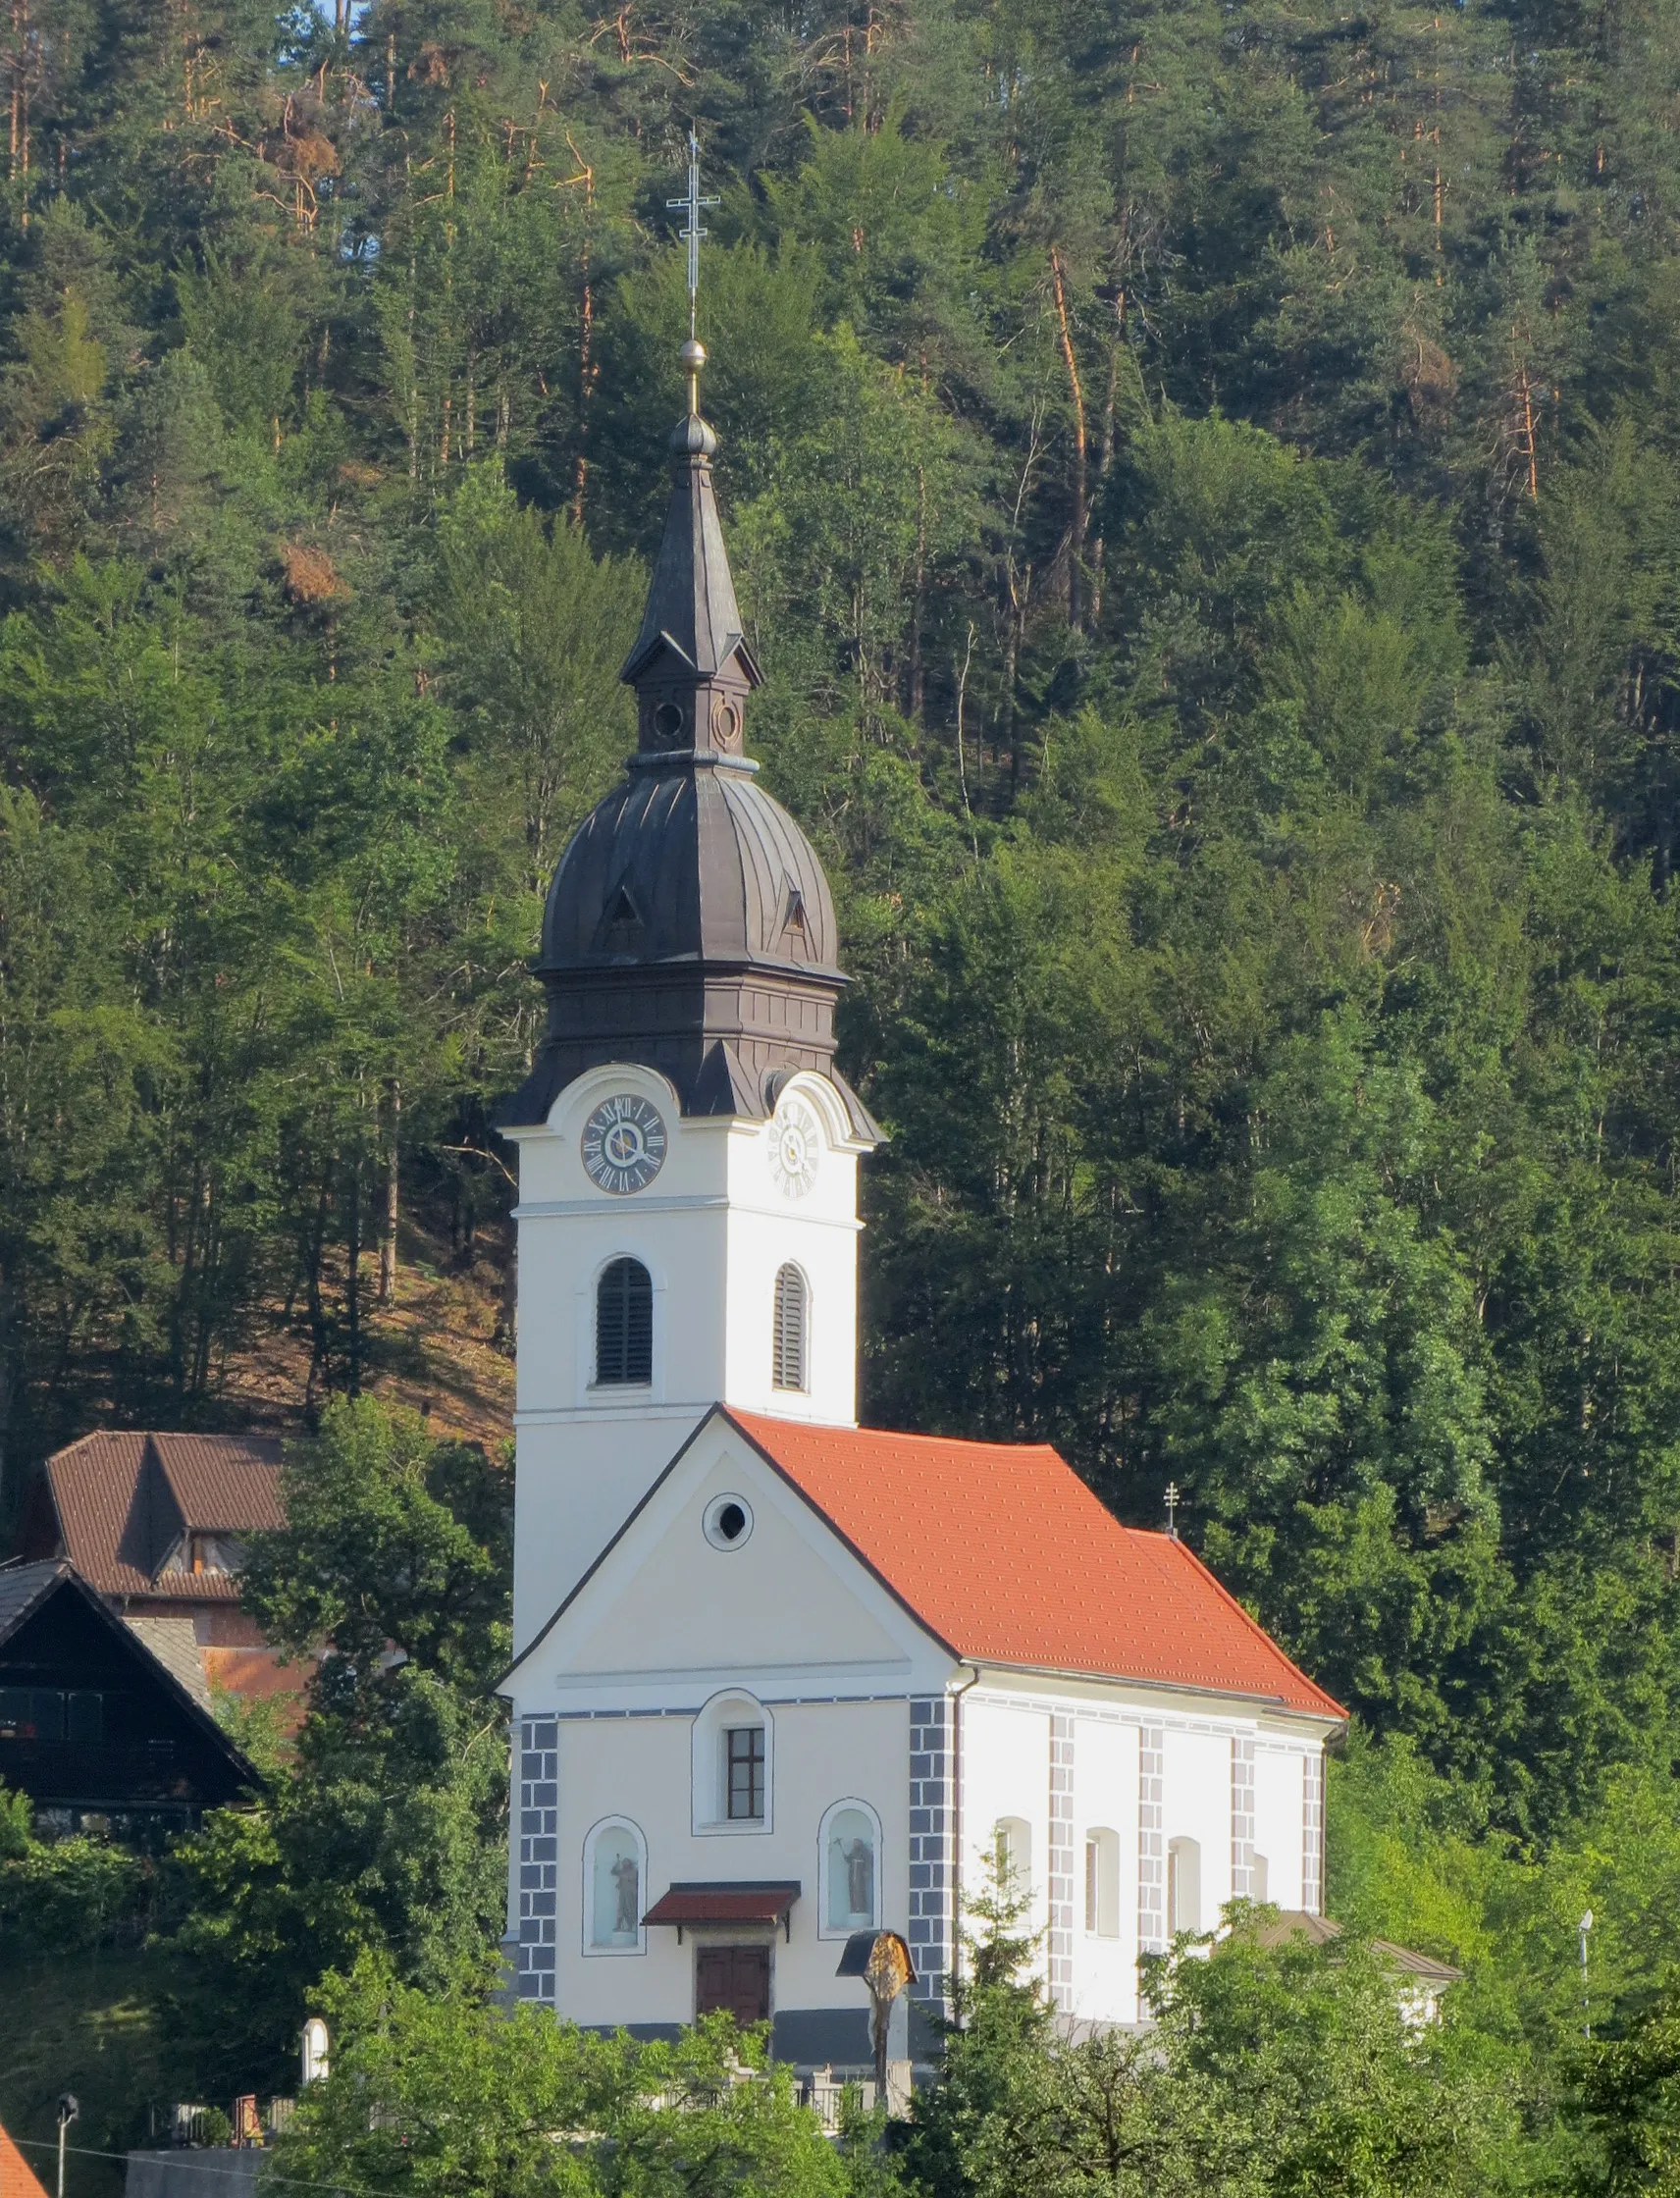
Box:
left=679, top=339, right=707, bottom=373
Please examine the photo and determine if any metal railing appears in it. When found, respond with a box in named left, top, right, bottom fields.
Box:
left=150, top=2101, right=295, bottom=2149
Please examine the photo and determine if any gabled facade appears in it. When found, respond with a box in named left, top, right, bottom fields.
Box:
left=18, top=1432, right=296, bottom=1707
left=503, top=1406, right=1340, bottom=2051
left=499, top=345, right=1346, bottom=2060
left=0, top=1560, right=261, bottom=1839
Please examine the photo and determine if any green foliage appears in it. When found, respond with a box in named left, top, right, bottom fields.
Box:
left=0, top=0, right=1667, bottom=1858
left=240, top=1394, right=512, bottom=1699
left=910, top=1838, right=1520, bottom=2197
left=149, top=1400, right=512, bottom=2096
left=162, top=1663, right=507, bottom=2096
left=0, top=1836, right=150, bottom=1957
left=273, top=1958, right=850, bottom=2198
left=1569, top=1982, right=1680, bottom=2195
left=0, top=1, right=1677, bottom=2175
left=0, top=1780, right=30, bottom=1858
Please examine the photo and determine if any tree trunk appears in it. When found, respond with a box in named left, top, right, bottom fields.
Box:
left=9, top=0, right=23, bottom=183
left=379, top=1079, right=399, bottom=1307
left=1088, top=289, right=1125, bottom=631
left=572, top=142, right=597, bottom=526
left=1049, top=246, right=1087, bottom=631
left=909, top=460, right=927, bottom=722
left=304, top=1168, right=332, bottom=1414
left=345, top=1151, right=363, bottom=1396
left=497, top=1222, right=518, bottom=1354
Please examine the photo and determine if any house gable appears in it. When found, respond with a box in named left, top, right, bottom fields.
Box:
left=504, top=1409, right=956, bottom=1707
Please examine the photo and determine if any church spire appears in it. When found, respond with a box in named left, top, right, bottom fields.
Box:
left=618, top=338, right=761, bottom=760
left=499, top=134, right=877, bottom=1144
left=620, top=135, right=760, bottom=765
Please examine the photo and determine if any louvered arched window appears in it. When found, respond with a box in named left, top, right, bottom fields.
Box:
left=771, top=1264, right=808, bottom=1392
left=596, top=1258, right=653, bottom=1386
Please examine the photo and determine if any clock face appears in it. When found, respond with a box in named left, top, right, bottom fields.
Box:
left=769, top=1095, right=820, bottom=1199
left=581, top=1095, right=668, bottom=1195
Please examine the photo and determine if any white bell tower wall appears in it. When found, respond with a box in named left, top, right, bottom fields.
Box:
left=505, top=1062, right=867, bottom=1655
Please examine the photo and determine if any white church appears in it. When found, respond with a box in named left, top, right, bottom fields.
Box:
left=497, top=340, right=1346, bottom=2067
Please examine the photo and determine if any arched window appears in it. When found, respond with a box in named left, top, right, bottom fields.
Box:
left=995, top=1816, right=1032, bottom=1896
left=819, top=1800, right=882, bottom=1935
left=693, top=1691, right=773, bottom=1833
left=1168, top=1836, right=1202, bottom=1934
left=596, top=1258, right=652, bottom=1386
left=583, top=1818, right=647, bottom=1955
left=772, top=1264, right=808, bottom=1391
left=1083, top=1827, right=1121, bottom=1938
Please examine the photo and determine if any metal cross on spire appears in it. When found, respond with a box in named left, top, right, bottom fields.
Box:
left=1165, top=1481, right=1181, bottom=1539
left=668, top=129, right=719, bottom=342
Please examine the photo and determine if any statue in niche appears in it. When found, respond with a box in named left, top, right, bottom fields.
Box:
left=840, top=1835, right=873, bottom=1917
left=611, top=1851, right=640, bottom=1935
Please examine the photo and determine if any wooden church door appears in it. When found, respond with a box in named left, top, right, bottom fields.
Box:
left=695, top=1944, right=771, bottom=2023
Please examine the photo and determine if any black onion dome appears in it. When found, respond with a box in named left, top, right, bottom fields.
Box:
left=540, top=763, right=840, bottom=977
left=500, top=358, right=877, bottom=1138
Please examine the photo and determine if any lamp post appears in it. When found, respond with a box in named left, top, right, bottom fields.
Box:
left=56, top=2093, right=79, bottom=2198
left=1579, top=1910, right=1594, bottom=2042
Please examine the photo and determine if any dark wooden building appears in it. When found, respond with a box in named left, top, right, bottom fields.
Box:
left=0, top=1560, right=261, bottom=1841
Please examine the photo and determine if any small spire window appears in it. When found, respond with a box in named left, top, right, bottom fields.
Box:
left=772, top=1265, right=808, bottom=1392
left=597, top=1258, right=653, bottom=1386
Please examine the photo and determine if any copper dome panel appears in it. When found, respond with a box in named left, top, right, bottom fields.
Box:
left=541, top=764, right=838, bottom=976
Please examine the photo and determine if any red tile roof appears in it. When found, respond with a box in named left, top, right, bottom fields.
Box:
left=0, top=2118, right=51, bottom=2198
left=39, top=1432, right=283, bottom=1602
left=643, top=1882, right=802, bottom=1927
left=729, top=1413, right=1343, bottom=1719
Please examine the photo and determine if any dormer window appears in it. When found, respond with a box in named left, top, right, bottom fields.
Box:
left=162, top=1533, right=242, bottom=1578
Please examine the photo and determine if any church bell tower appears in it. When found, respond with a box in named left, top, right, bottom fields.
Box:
left=501, top=339, right=879, bottom=1654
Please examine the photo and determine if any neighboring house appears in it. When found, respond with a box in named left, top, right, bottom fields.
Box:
left=1254, top=1909, right=1463, bottom=2026
left=17, top=1432, right=297, bottom=1709
left=495, top=353, right=1349, bottom=2064
left=0, top=1560, right=262, bottom=1838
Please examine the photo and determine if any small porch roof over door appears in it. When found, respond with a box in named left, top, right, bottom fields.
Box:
left=643, top=1881, right=802, bottom=1940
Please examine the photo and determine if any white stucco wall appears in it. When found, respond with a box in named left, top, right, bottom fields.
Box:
left=543, top=1696, right=909, bottom=2027
left=959, top=1692, right=1052, bottom=1963
left=1162, top=1725, right=1232, bottom=1932
left=949, top=1683, right=1333, bottom=2027
left=503, top=1230, right=1340, bottom=2037
left=1253, top=1743, right=1309, bottom=1910
left=507, top=1063, right=866, bottom=1651
left=1071, top=1715, right=1141, bottom=2023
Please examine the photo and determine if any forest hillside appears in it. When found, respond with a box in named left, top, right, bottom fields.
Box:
left=1, top=0, right=1680, bottom=2120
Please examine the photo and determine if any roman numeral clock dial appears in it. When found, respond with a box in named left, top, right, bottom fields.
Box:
left=581, top=1095, right=668, bottom=1195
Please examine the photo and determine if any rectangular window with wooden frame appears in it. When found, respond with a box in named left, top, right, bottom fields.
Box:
left=725, top=1725, right=765, bottom=1820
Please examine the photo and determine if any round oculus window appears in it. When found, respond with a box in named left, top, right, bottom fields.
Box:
left=581, top=1094, right=667, bottom=1194
left=704, top=1494, right=754, bottom=1550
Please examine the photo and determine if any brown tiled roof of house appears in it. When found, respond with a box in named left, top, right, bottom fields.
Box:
left=151, top=1434, right=287, bottom=1535
left=38, top=1431, right=283, bottom=1604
